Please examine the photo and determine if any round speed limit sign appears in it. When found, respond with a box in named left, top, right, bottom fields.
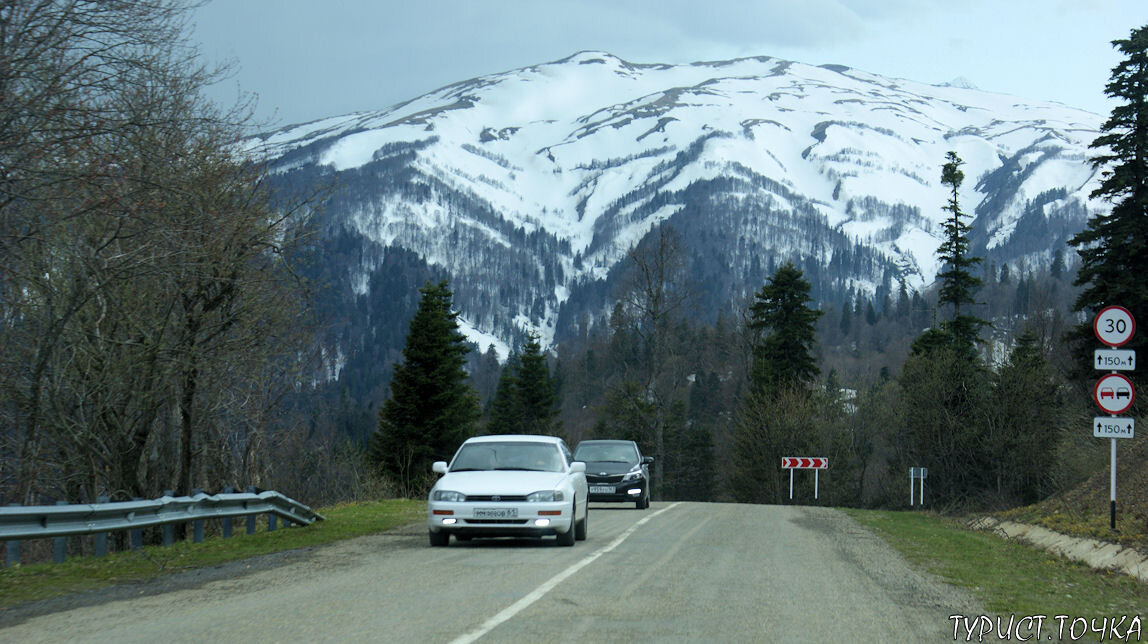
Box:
left=1094, top=305, right=1135, bottom=347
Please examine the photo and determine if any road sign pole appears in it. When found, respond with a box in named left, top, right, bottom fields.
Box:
left=909, top=469, right=914, bottom=506
left=1110, top=437, right=1117, bottom=530
left=1093, top=305, right=1136, bottom=532
left=789, top=468, right=793, bottom=501
left=920, top=474, right=924, bottom=506
left=814, top=469, right=819, bottom=500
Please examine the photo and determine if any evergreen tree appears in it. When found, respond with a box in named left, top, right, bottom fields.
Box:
left=515, top=332, right=561, bottom=435
left=988, top=332, right=1063, bottom=505
left=486, top=332, right=560, bottom=436
left=934, top=151, right=988, bottom=357
left=747, top=261, right=824, bottom=395
left=486, top=354, right=521, bottom=434
left=1069, top=25, right=1148, bottom=365
left=368, top=280, right=479, bottom=492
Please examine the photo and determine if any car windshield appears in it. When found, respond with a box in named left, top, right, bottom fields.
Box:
left=450, top=441, right=565, bottom=473
left=574, top=443, right=638, bottom=464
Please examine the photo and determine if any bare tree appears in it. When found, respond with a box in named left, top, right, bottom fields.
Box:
left=606, top=225, right=695, bottom=498
left=0, top=1, right=319, bottom=505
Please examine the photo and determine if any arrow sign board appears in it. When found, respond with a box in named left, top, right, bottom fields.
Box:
left=1095, top=349, right=1136, bottom=371
left=1094, top=305, right=1135, bottom=347
left=782, top=457, right=828, bottom=469
left=1093, top=417, right=1135, bottom=439
left=1093, top=373, right=1135, bottom=414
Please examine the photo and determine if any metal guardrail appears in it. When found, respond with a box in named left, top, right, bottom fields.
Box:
left=0, top=489, right=325, bottom=566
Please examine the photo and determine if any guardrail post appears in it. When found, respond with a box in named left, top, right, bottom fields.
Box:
left=222, top=486, right=234, bottom=538
left=4, top=503, right=20, bottom=567
left=192, top=489, right=204, bottom=543
left=94, top=496, right=109, bottom=557
left=162, top=490, right=174, bottom=547
left=130, top=497, right=143, bottom=550
left=268, top=514, right=277, bottom=532
left=246, top=486, right=257, bottom=535
left=53, top=500, right=67, bottom=563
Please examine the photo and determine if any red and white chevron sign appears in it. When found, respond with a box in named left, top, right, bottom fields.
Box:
left=782, top=457, right=828, bottom=469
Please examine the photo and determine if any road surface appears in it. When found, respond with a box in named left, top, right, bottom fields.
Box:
left=1, top=502, right=981, bottom=642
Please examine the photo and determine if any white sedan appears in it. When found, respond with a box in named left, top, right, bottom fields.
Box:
left=427, top=434, right=589, bottom=547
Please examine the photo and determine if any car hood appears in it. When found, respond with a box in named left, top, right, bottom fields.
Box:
left=580, top=461, right=637, bottom=475
left=436, top=470, right=570, bottom=495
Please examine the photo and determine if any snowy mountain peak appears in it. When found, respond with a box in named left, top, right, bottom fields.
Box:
left=261, top=51, right=1105, bottom=353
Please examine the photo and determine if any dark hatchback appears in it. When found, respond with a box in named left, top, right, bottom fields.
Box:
left=573, top=439, right=653, bottom=509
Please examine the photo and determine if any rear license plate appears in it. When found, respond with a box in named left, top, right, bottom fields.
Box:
left=474, top=507, right=518, bottom=519
left=589, top=486, right=615, bottom=494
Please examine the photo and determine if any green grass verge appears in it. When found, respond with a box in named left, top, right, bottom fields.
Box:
left=845, top=509, right=1146, bottom=622
left=0, top=498, right=425, bottom=610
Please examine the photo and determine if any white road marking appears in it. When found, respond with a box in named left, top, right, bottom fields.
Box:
left=449, top=502, right=682, bottom=644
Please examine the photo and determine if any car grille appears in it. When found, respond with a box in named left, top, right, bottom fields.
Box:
left=466, top=495, right=528, bottom=502
left=586, top=474, right=625, bottom=484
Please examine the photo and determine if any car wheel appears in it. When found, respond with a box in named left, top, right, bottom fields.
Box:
left=556, top=501, right=576, bottom=547
left=636, top=492, right=649, bottom=510
left=429, top=530, right=450, bottom=547
left=575, top=506, right=588, bottom=541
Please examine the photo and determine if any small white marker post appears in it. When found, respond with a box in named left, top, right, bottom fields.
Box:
left=909, top=467, right=927, bottom=506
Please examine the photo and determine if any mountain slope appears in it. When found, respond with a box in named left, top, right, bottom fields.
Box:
left=258, top=51, right=1105, bottom=361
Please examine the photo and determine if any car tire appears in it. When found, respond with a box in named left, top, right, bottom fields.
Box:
left=556, top=501, right=577, bottom=547
left=575, top=506, right=588, bottom=541
left=429, top=530, right=450, bottom=547
left=636, top=492, right=649, bottom=510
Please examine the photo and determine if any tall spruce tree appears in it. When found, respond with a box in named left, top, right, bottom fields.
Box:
left=747, top=261, right=823, bottom=395
left=1069, top=25, right=1148, bottom=365
left=486, top=331, right=560, bottom=435
left=935, top=151, right=987, bottom=356
left=368, top=280, right=479, bottom=492
left=515, top=332, right=560, bottom=435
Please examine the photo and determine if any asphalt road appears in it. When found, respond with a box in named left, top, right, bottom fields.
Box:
left=1, top=502, right=981, bottom=643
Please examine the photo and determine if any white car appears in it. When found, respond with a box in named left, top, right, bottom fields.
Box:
left=427, top=434, right=588, bottom=547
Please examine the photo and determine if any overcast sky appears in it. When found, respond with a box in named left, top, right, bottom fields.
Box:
left=191, top=0, right=1148, bottom=128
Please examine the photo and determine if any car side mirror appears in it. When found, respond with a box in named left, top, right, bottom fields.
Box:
left=432, top=461, right=448, bottom=475
left=570, top=461, right=586, bottom=473
left=642, top=456, right=654, bottom=465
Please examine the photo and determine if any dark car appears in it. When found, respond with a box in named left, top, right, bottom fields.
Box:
left=573, top=439, right=653, bottom=509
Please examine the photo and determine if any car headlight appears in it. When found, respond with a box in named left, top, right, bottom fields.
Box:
left=621, top=467, right=643, bottom=482
left=526, top=490, right=565, bottom=502
left=431, top=490, right=466, bottom=502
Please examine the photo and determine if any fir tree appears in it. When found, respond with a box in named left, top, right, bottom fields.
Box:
left=486, top=332, right=560, bottom=435
left=486, top=354, right=521, bottom=434
left=916, top=151, right=988, bottom=357
left=1069, top=25, right=1148, bottom=365
left=368, top=280, right=479, bottom=492
left=747, top=261, right=823, bottom=395
left=515, top=332, right=560, bottom=435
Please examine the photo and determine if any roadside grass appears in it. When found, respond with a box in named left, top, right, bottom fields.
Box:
left=0, top=498, right=424, bottom=610
left=846, top=509, right=1146, bottom=621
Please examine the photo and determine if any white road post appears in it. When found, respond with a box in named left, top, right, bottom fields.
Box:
left=909, top=468, right=915, bottom=506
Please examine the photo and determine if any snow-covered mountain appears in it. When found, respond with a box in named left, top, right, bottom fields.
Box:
left=258, top=51, right=1105, bottom=360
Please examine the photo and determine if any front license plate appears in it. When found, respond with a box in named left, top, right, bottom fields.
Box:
left=474, top=507, right=518, bottom=519
left=589, top=486, right=615, bottom=494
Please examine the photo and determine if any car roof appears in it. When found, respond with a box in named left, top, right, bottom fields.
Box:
left=576, top=439, right=635, bottom=445
left=462, top=434, right=564, bottom=445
